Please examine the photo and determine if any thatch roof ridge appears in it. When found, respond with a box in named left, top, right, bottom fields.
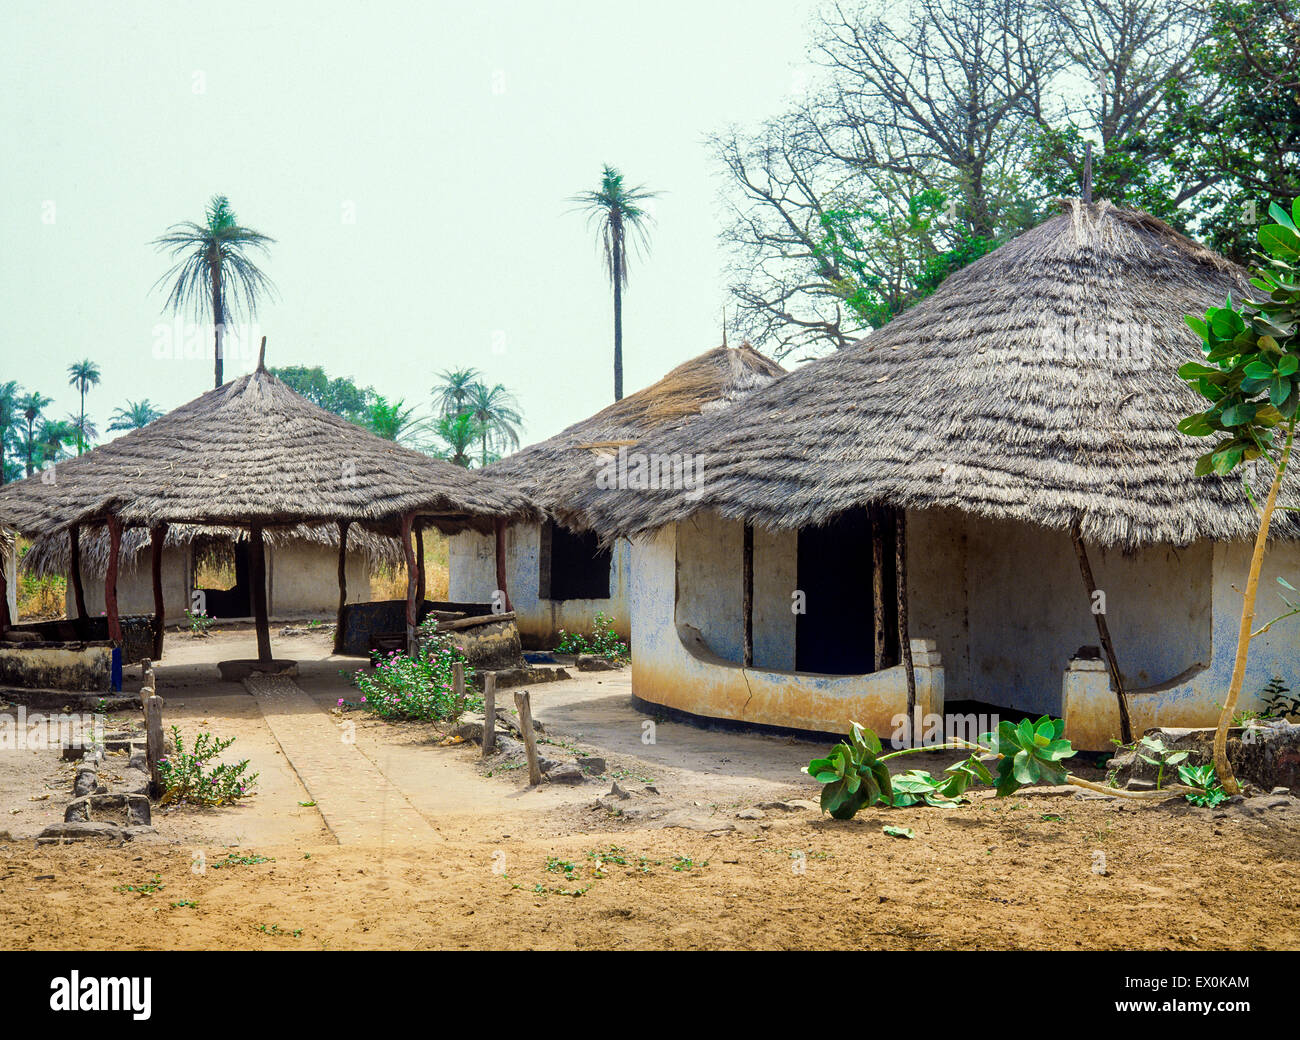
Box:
left=489, top=344, right=784, bottom=515
left=0, top=368, right=537, bottom=537
left=20, top=522, right=405, bottom=579
left=564, top=200, right=1297, bottom=548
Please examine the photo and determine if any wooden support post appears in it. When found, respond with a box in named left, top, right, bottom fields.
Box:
left=334, top=520, right=350, bottom=654
left=105, top=513, right=123, bottom=645
left=1070, top=519, right=1133, bottom=744
left=482, top=672, right=497, bottom=756
left=415, top=520, right=426, bottom=606
left=150, top=523, right=167, bottom=661
left=248, top=524, right=272, bottom=663
left=452, top=660, right=465, bottom=719
left=144, top=692, right=165, bottom=799
left=0, top=534, right=10, bottom=632
left=400, top=511, right=418, bottom=654
left=514, top=690, right=542, bottom=786
left=742, top=522, right=754, bottom=667
left=494, top=517, right=512, bottom=613
left=870, top=507, right=887, bottom=672
left=896, top=509, right=916, bottom=743
left=69, top=525, right=88, bottom=621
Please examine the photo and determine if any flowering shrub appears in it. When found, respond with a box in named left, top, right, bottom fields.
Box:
left=348, top=631, right=479, bottom=723
left=556, top=612, right=628, bottom=660
left=158, top=726, right=258, bottom=806
left=185, top=608, right=214, bottom=636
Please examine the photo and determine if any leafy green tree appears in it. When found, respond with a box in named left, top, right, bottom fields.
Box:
left=270, top=365, right=375, bottom=421
left=107, top=400, right=164, bottom=431
left=66, top=359, right=100, bottom=454
left=37, top=419, right=77, bottom=466
left=464, top=382, right=522, bottom=466
left=1177, top=199, right=1300, bottom=793
left=153, top=195, right=276, bottom=389
left=364, top=396, right=423, bottom=444
left=432, top=411, right=481, bottom=468
left=0, top=382, right=21, bottom=485
left=433, top=368, right=481, bottom=419
left=18, top=391, right=52, bottom=477
left=571, top=165, right=658, bottom=400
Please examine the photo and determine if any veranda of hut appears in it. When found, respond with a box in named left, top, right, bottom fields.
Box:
left=572, top=202, right=1300, bottom=750
left=0, top=356, right=535, bottom=680
left=20, top=525, right=402, bottom=625
left=449, top=345, right=784, bottom=650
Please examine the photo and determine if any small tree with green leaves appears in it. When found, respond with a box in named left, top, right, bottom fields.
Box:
left=1177, top=199, right=1300, bottom=794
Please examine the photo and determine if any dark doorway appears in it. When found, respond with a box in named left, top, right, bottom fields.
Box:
left=539, top=522, right=611, bottom=601
left=195, top=540, right=252, bottom=618
left=796, top=506, right=898, bottom=674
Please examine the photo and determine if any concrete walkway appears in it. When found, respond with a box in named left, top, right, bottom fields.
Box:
left=243, top=673, right=442, bottom=846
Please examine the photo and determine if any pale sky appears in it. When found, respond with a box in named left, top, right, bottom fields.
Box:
left=1, top=0, right=822, bottom=451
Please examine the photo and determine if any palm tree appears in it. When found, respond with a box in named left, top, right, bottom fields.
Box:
left=432, top=411, right=480, bottom=467
left=365, top=396, right=423, bottom=444
left=433, top=368, right=481, bottom=418
left=18, top=391, right=52, bottom=476
left=0, top=382, right=21, bottom=485
left=66, top=359, right=100, bottom=454
left=570, top=165, right=658, bottom=400
left=37, top=419, right=77, bottom=466
left=465, top=382, right=522, bottom=466
left=153, top=194, right=276, bottom=389
left=107, top=399, right=164, bottom=432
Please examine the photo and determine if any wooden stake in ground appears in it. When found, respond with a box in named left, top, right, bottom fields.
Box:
left=1070, top=519, right=1133, bottom=744
left=482, top=672, right=497, bottom=756
left=514, top=690, right=542, bottom=786
left=144, top=693, right=165, bottom=799
left=400, top=511, right=418, bottom=654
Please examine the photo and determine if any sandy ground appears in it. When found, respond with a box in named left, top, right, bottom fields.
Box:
left=2, top=627, right=1298, bottom=950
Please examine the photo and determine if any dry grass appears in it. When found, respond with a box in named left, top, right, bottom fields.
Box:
left=368, top=529, right=450, bottom=601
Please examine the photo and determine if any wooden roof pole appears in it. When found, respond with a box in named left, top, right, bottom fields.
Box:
left=105, top=513, right=123, bottom=645
left=334, top=520, right=350, bottom=655
left=494, top=517, right=512, bottom=613
left=150, top=522, right=167, bottom=660
left=896, top=508, right=916, bottom=745
left=69, top=525, right=88, bottom=622
left=401, top=511, right=418, bottom=654
left=871, top=508, right=887, bottom=672
left=1070, top=518, right=1133, bottom=744
left=742, top=522, right=754, bottom=667
left=415, top=519, right=426, bottom=606
left=248, top=523, right=272, bottom=662
left=0, top=536, right=11, bottom=632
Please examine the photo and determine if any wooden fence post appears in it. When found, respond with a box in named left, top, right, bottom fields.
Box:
left=481, top=672, right=496, bottom=756
left=452, top=660, right=465, bottom=719
left=514, top=690, right=541, bottom=786
left=144, top=693, right=165, bottom=799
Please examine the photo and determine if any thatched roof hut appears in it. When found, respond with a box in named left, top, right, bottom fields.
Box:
left=0, top=366, right=535, bottom=538
left=0, top=359, right=536, bottom=662
left=571, top=201, right=1293, bottom=549
left=493, top=343, right=784, bottom=519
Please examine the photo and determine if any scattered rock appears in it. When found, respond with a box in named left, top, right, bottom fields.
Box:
left=1270, top=786, right=1293, bottom=797
left=37, top=821, right=128, bottom=843
left=576, top=655, right=618, bottom=672
left=576, top=757, right=606, bottom=775
left=757, top=799, right=818, bottom=812
left=737, top=808, right=766, bottom=821
left=72, top=767, right=98, bottom=798
left=546, top=763, right=585, bottom=785
left=64, top=797, right=91, bottom=823
left=607, top=782, right=631, bottom=801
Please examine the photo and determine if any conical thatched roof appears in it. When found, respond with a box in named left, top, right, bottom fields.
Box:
left=0, top=367, right=537, bottom=537
left=19, top=522, right=404, bottom=580
left=491, top=344, right=784, bottom=519
left=570, top=201, right=1297, bottom=549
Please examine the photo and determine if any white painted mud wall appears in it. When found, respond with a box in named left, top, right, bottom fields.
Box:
left=68, top=542, right=371, bottom=622
left=448, top=523, right=631, bottom=648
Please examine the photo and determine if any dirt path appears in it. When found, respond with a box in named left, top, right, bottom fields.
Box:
left=4, top=628, right=1299, bottom=949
